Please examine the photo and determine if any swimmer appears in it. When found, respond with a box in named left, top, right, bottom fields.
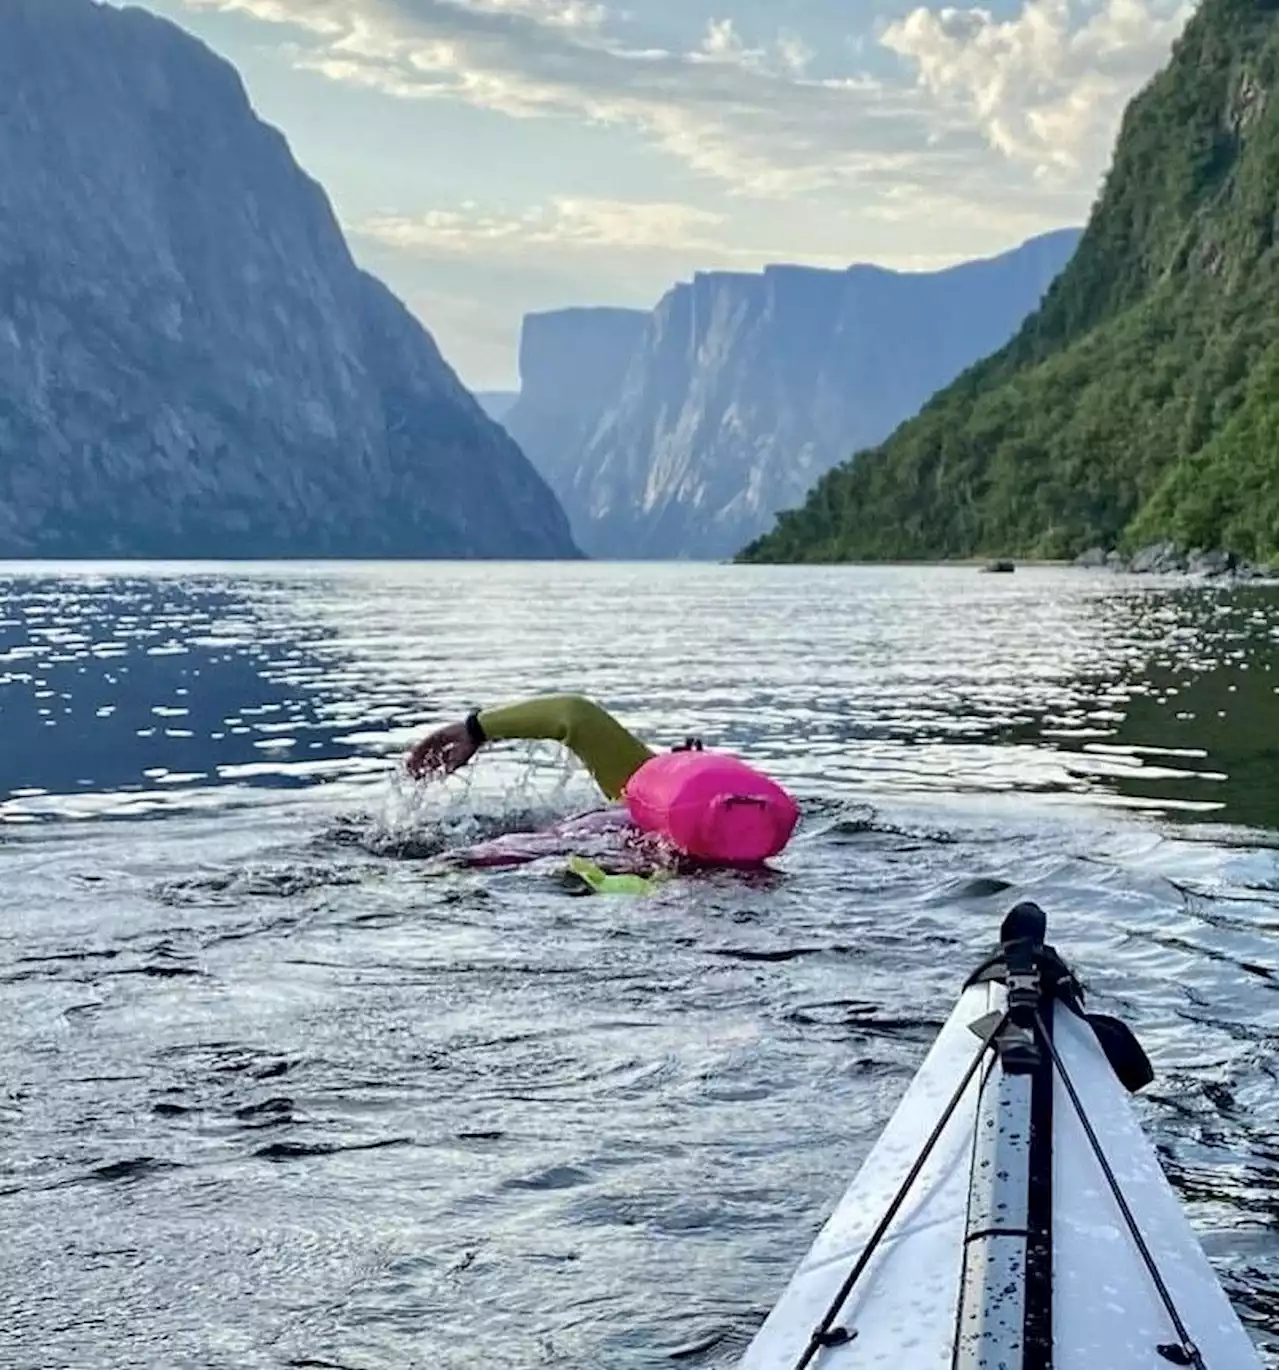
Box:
left=405, top=694, right=797, bottom=871
left=406, top=693, right=653, bottom=799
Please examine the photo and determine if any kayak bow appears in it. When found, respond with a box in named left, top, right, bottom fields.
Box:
left=739, top=902, right=1262, bottom=1370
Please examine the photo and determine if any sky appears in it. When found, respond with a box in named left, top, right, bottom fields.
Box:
left=130, top=0, right=1193, bottom=389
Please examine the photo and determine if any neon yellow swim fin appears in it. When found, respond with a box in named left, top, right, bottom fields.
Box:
left=567, top=856, right=668, bottom=896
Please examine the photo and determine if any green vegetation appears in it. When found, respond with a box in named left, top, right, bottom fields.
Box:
left=740, top=0, right=1278, bottom=566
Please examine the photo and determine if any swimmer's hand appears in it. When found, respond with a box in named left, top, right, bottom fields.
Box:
left=405, top=721, right=480, bottom=779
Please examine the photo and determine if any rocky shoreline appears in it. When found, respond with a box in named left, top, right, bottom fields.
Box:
left=1073, top=541, right=1275, bottom=580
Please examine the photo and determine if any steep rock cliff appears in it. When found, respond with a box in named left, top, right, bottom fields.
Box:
left=0, top=0, right=577, bottom=558
left=505, top=232, right=1080, bottom=559
left=501, top=307, right=648, bottom=505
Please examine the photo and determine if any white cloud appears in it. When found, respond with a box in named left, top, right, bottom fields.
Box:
left=466, top=0, right=607, bottom=28
left=693, top=18, right=813, bottom=77
left=699, top=17, right=744, bottom=57
left=354, top=196, right=871, bottom=270
left=184, top=0, right=954, bottom=197
left=776, top=30, right=815, bottom=77
left=360, top=197, right=726, bottom=252
left=179, top=0, right=1197, bottom=215
left=881, top=0, right=1191, bottom=178
left=694, top=17, right=766, bottom=69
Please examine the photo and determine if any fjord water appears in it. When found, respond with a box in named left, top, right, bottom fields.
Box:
left=1, top=562, right=1275, bottom=1369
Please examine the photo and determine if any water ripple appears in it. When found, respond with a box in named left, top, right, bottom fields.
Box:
left=0, top=564, right=1274, bottom=1369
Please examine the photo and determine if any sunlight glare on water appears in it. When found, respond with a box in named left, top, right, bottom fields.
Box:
left=0, top=561, right=1275, bottom=1369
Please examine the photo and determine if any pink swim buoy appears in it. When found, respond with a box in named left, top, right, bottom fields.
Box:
left=623, top=749, right=799, bottom=864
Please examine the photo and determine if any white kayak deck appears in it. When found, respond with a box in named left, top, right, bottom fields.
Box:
left=739, top=980, right=1262, bottom=1370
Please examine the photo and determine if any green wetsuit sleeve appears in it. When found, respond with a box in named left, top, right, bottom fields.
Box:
left=476, top=694, right=654, bottom=800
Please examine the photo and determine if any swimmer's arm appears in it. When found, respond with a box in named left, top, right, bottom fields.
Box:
left=476, top=694, right=654, bottom=800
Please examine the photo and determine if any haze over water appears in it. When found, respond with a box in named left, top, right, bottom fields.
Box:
left=1, top=562, right=1275, bottom=1368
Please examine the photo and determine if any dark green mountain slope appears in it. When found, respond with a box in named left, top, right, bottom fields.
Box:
left=740, top=0, right=1277, bottom=565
